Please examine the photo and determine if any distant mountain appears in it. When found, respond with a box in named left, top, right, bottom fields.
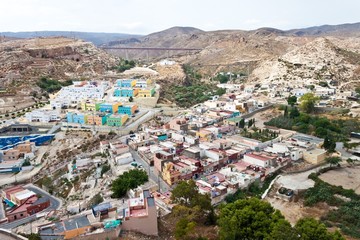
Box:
left=0, top=31, right=142, bottom=46
left=286, top=22, right=360, bottom=37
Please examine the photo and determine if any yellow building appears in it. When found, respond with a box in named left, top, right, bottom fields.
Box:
left=162, top=162, right=181, bottom=186
left=137, top=88, right=155, bottom=97
left=303, top=148, right=327, bottom=164
left=196, top=129, right=213, bottom=141
left=81, top=101, right=100, bottom=111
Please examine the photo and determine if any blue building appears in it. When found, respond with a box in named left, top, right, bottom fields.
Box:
left=113, top=88, right=138, bottom=97
left=118, top=105, right=137, bottom=115
left=157, top=134, right=168, bottom=141
left=116, top=79, right=136, bottom=88
left=67, top=112, right=87, bottom=124
left=98, top=102, right=121, bottom=113
left=232, top=111, right=240, bottom=118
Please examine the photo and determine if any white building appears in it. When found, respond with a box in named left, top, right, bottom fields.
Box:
left=115, top=152, right=133, bottom=165
left=135, top=80, right=149, bottom=89
left=51, top=81, right=108, bottom=109
left=243, top=153, right=274, bottom=168
left=25, top=109, right=61, bottom=123
left=217, top=84, right=242, bottom=91
left=315, top=87, right=336, bottom=97
left=223, top=102, right=238, bottom=112
left=292, top=88, right=310, bottom=97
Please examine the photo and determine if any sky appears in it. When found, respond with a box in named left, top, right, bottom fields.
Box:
left=1, top=0, right=360, bottom=34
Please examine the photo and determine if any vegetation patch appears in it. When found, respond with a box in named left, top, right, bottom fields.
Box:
left=240, top=127, right=280, bottom=142
left=161, top=64, right=226, bottom=108
left=37, top=77, right=73, bottom=93
left=225, top=171, right=280, bottom=203
left=265, top=109, right=360, bottom=143
left=113, top=59, right=136, bottom=72
left=305, top=172, right=360, bottom=238
left=111, top=169, right=148, bottom=198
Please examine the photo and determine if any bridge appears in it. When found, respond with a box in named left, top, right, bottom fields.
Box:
left=100, top=47, right=202, bottom=51
left=101, top=46, right=203, bottom=60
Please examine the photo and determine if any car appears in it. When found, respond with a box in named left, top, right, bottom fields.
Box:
left=138, top=164, right=143, bottom=169
left=131, top=115, right=136, bottom=118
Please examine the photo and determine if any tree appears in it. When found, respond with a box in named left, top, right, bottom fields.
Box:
left=129, top=96, right=133, bottom=102
left=111, top=169, right=148, bottom=198
left=239, top=118, right=245, bottom=128
left=265, top=219, right=298, bottom=240
left=323, top=136, right=336, bottom=152
left=171, top=180, right=212, bottom=210
left=284, top=106, right=288, bottom=117
left=101, top=164, right=111, bottom=177
left=299, top=93, right=320, bottom=113
left=174, top=218, right=196, bottom=240
left=287, top=95, right=297, bottom=106
left=325, top=156, right=342, bottom=167
left=248, top=119, right=254, bottom=128
left=289, top=107, right=300, bottom=118
left=218, top=198, right=285, bottom=240
left=295, top=218, right=345, bottom=240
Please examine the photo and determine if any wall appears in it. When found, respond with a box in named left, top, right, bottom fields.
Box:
left=64, top=226, right=92, bottom=239
left=241, top=104, right=273, bottom=119
left=72, top=227, right=121, bottom=240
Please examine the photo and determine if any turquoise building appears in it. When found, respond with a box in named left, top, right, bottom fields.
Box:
left=67, top=112, right=87, bottom=124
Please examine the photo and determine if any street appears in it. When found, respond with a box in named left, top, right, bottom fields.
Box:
left=0, top=184, right=62, bottom=230
left=130, top=149, right=170, bottom=193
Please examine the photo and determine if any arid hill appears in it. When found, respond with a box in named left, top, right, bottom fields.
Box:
left=0, top=37, right=118, bottom=94
left=106, top=25, right=360, bottom=85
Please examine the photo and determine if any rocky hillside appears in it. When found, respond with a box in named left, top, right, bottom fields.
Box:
left=250, top=37, right=360, bottom=88
left=0, top=37, right=117, bottom=93
left=105, top=25, right=360, bottom=87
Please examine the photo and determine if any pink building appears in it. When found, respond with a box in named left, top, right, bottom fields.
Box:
left=168, top=118, right=188, bottom=131
left=121, top=190, right=158, bottom=236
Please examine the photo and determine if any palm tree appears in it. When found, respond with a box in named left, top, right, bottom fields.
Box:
left=325, top=156, right=342, bottom=168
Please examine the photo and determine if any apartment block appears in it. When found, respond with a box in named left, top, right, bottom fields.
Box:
left=99, top=102, right=122, bottom=114
left=106, top=114, right=128, bottom=127
left=137, top=88, right=155, bottom=97
left=113, top=88, right=139, bottom=97
left=118, top=105, right=138, bottom=115
left=67, top=112, right=87, bottom=124
left=86, top=113, right=108, bottom=126
left=116, top=79, right=136, bottom=88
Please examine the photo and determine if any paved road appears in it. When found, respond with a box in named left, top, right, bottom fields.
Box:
left=130, top=149, right=170, bottom=193
left=0, top=184, right=62, bottom=230
left=336, top=142, right=354, bottom=159
left=25, top=184, right=62, bottom=210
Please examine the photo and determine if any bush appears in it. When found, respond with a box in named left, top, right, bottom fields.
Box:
left=101, top=164, right=110, bottom=177
left=111, top=169, right=148, bottom=198
left=37, top=77, right=73, bottom=93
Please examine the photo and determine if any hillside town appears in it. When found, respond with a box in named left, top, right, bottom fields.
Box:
left=0, top=63, right=359, bottom=239
left=1, top=1, right=360, bottom=238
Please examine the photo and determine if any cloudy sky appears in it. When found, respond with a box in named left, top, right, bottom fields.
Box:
left=1, top=0, right=359, bottom=34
